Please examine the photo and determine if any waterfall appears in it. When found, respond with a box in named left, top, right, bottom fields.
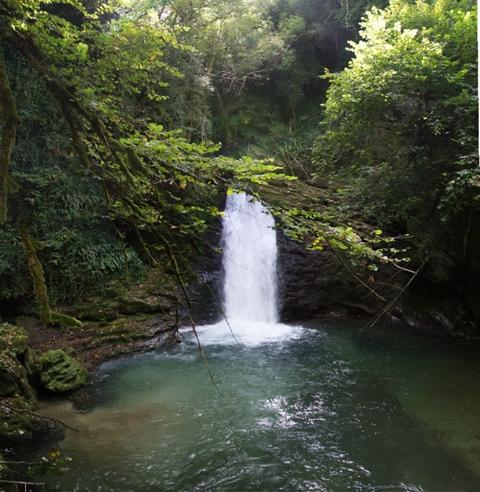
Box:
left=222, top=192, right=278, bottom=323
left=191, top=192, right=303, bottom=346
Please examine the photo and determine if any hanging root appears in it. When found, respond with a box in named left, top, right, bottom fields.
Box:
left=159, top=233, right=192, bottom=309
left=0, top=49, right=20, bottom=224
left=358, top=259, right=426, bottom=334
left=325, top=238, right=387, bottom=303
left=164, top=268, right=218, bottom=388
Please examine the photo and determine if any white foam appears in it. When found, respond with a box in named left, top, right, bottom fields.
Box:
left=187, top=319, right=304, bottom=347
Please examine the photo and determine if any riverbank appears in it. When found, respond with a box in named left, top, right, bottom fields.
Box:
left=0, top=268, right=178, bottom=460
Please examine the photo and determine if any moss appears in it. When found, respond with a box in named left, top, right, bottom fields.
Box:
left=24, top=347, right=42, bottom=379
left=0, top=323, right=28, bottom=355
left=51, top=311, right=83, bottom=329
left=119, top=296, right=170, bottom=315
left=0, top=52, right=20, bottom=224
left=0, top=349, right=35, bottom=401
left=0, top=396, right=40, bottom=442
left=69, top=298, right=120, bottom=322
left=21, top=230, right=52, bottom=326
left=0, top=327, right=41, bottom=443
left=20, top=232, right=83, bottom=329
left=0, top=323, right=35, bottom=402
left=255, top=180, right=328, bottom=210
left=38, top=349, right=87, bottom=393
left=63, top=267, right=174, bottom=322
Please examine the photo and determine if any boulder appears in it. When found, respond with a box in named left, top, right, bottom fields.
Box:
left=0, top=324, right=35, bottom=401
left=0, top=350, right=35, bottom=401
left=0, top=323, right=28, bottom=355
left=38, top=349, right=87, bottom=393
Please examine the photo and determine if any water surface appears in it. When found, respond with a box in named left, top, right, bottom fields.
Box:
left=36, top=321, right=480, bottom=491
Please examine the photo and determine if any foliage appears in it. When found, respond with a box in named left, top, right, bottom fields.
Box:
left=0, top=53, right=143, bottom=304
left=140, top=0, right=383, bottom=153
left=0, top=0, right=476, bottom=318
left=0, top=0, right=295, bottom=312
left=314, top=0, right=479, bottom=259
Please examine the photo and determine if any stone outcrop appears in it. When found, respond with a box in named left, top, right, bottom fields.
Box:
left=38, top=349, right=87, bottom=393
left=254, top=181, right=480, bottom=337
left=0, top=324, right=43, bottom=443
left=276, top=231, right=480, bottom=337
left=277, top=232, right=374, bottom=321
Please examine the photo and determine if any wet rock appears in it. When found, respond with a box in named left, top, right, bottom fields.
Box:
left=277, top=232, right=369, bottom=321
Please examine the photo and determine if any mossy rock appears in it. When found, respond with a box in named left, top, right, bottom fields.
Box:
left=66, top=299, right=121, bottom=322
left=0, top=324, right=37, bottom=399
left=0, top=396, right=40, bottom=442
left=0, top=323, right=28, bottom=355
left=119, top=296, right=171, bottom=315
left=51, top=311, right=83, bottom=329
left=0, top=349, right=35, bottom=401
left=24, top=347, right=42, bottom=379
left=39, top=349, right=87, bottom=393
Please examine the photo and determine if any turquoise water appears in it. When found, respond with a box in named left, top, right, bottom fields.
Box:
left=37, top=321, right=480, bottom=491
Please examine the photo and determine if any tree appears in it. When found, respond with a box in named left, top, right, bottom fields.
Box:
left=0, top=0, right=287, bottom=323
left=315, top=0, right=478, bottom=259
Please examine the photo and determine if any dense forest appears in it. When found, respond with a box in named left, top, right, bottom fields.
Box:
left=0, top=0, right=478, bottom=489
left=0, top=0, right=477, bottom=316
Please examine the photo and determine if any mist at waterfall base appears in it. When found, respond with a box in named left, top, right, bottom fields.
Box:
left=193, top=192, right=303, bottom=347
left=33, top=194, right=480, bottom=491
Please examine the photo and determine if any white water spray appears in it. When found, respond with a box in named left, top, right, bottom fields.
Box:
left=193, top=192, right=303, bottom=346
left=222, top=192, right=278, bottom=323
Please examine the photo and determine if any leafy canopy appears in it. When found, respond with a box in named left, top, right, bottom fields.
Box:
left=314, top=0, right=478, bottom=258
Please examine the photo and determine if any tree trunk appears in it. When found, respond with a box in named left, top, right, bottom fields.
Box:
left=0, top=49, right=20, bottom=224
left=21, top=231, right=52, bottom=326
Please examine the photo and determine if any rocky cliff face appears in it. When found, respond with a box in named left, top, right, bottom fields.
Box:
left=277, top=232, right=373, bottom=321
left=277, top=231, right=480, bottom=337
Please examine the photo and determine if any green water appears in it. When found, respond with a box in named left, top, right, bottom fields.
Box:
left=36, top=322, right=480, bottom=491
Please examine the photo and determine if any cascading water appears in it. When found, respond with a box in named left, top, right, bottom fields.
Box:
left=195, top=192, right=302, bottom=346
left=222, top=192, right=278, bottom=323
